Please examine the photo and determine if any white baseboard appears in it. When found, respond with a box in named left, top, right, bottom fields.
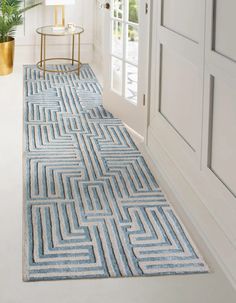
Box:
left=141, top=132, right=236, bottom=290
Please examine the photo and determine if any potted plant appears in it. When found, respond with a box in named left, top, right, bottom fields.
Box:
left=0, top=0, right=42, bottom=75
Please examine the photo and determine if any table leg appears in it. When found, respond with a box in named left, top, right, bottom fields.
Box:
left=43, top=35, right=46, bottom=79
left=78, top=34, right=81, bottom=76
left=72, top=34, right=75, bottom=65
left=40, top=34, right=43, bottom=67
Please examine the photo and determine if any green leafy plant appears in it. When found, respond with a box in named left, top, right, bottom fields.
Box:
left=129, top=0, right=138, bottom=23
left=0, top=0, right=42, bottom=43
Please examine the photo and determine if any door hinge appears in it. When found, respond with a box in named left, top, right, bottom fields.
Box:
left=143, top=94, right=146, bottom=106
left=145, top=2, right=149, bottom=14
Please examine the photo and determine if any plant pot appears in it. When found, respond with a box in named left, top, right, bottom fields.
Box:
left=0, top=37, right=15, bottom=76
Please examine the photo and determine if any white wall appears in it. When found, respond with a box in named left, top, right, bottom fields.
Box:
left=15, top=0, right=94, bottom=64
left=93, top=0, right=105, bottom=70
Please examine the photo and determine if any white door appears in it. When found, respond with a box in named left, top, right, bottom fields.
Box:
left=148, top=0, right=206, bottom=161
left=102, top=0, right=150, bottom=137
left=146, top=0, right=236, bottom=283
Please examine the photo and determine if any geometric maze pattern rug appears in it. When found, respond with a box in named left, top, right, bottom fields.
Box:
left=23, top=64, right=209, bottom=281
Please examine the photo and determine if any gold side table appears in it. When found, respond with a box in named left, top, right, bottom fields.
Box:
left=36, top=25, right=84, bottom=78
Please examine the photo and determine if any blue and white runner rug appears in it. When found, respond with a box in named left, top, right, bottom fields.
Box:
left=23, top=65, right=208, bottom=281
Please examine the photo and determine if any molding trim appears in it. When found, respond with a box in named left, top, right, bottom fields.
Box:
left=93, top=43, right=103, bottom=70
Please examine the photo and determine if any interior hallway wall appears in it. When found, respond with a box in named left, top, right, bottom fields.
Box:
left=15, top=0, right=94, bottom=64
left=93, top=0, right=105, bottom=71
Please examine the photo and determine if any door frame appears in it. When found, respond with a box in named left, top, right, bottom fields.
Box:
left=102, top=0, right=152, bottom=138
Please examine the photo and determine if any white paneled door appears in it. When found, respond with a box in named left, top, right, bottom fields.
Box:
left=103, top=0, right=150, bottom=136
left=147, top=0, right=236, bottom=285
left=202, top=0, right=236, bottom=213
left=149, top=0, right=206, bottom=161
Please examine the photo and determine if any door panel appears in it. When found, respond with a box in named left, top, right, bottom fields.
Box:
left=149, top=0, right=206, bottom=159
left=214, top=0, right=236, bottom=61
left=202, top=0, right=236, bottom=202
left=162, top=0, right=202, bottom=42
left=160, top=46, right=202, bottom=151
left=103, top=0, right=150, bottom=136
left=209, top=78, right=236, bottom=196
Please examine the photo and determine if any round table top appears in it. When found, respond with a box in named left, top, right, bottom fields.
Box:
left=36, top=25, right=84, bottom=36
